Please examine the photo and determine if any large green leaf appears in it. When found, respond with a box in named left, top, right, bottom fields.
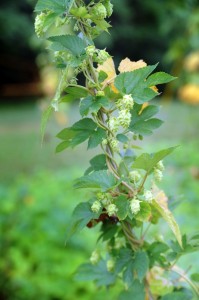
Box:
left=114, top=64, right=158, bottom=94
left=79, top=96, right=109, bottom=116
left=67, top=202, right=101, bottom=239
left=35, top=0, right=74, bottom=14
left=85, top=154, right=107, bottom=175
left=118, top=279, right=145, bottom=300
left=132, top=87, right=158, bottom=104
left=129, top=104, right=162, bottom=135
left=133, top=251, right=149, bottom=281
left=75, top=260, right=117, bottom=287
left=114, top=196, right=129, bottom=220
left=56, top=118, right=105, bottom=151
left=146, top=72, right=177, bottom=87
left=132, top=146, right=178, bottom=173
left=48, top=35, right=86, bottom=56
left=74, top=170, right=118, bottom=192
left=152, top=200, right=182, bottom=247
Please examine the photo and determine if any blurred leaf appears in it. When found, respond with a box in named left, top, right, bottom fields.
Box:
left=152, top=200, right=182, bottom=247
left=48, top=35, right=86, bottom=56
left=67, top=202, right=101, bottom=239
left=136, top=202, right=151, bottom=222
left=114, top=196, right=129, bottom=220
left=40, top=105, right=53, bottom=144
left=85, top=154, right=107, bottom=175
left=118, top=279, right=145, bottom=300
left=161, top=290, right=193, bottom=300
left=133, top=251, right=149, bottom=281
left=132, top=146, right=178, bottom=173
left=79, top=96, right=109, bottom=116
left=75, top=260, right=116, bottom=286
left=191, top=273, right=199, bottom=282
left=35, top=0, right=74, bottom=14
left=74, top=170, right=118, bottom=192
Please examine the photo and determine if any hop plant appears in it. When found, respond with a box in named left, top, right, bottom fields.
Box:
left=34, top=2, right=199, bottom=299
left=90, top=3, right=107, bottom=20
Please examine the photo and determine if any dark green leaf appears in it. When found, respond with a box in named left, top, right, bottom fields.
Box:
left=146, top=72, right=177, bottom=87
left=132, top=87, right=158, bottom=104
left=118, top=279, right=145, bottom=300
left=123, top=261, right=134, bottom=287
left=35, top=0, right=73, bottom=14
left=132, top=146, right=178, bottom=173
left=74, top=170, right=118, bottom=192
left=80, top=96, right=109, bottom=116
left=48, top=35, right=86, bottom=56
left=114, top=196, right=129, bottom=220
left=56, top=140, right=71, bottom=153
left=116, top=134, right=129, bottom=143
left=65, top=86, right=88, bottom=99
left=130, top=118, right=163, bottom=135
left=75, top=260, right=116, bottom=287
left=88, top=127, right=106, bottom=149
left=67, top=202, right=101, bottom=239
left=115, top=248, right=133, bottom=273
left=133, top=251, right=149, bottom=281
left=85, top=154, right=107, bottom=175
left=114, top=64, right=158, bottom=94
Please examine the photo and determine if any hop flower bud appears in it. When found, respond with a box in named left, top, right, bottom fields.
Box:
left=118, top=110, right=131, bottom=128
left=86, top=45, right=96, bottom=56
left=91, top=3, right=107, bottom=20
left=107, top=259, right=115, bottom=272
left=103, top=0, right=113, bottom=17
left=129, top=171, right=141, bottom=183
left=97, top=49, right=110, bottom=64
left=107, top=204, right=118, bottom=216
left=108, top=117, right=119, bottom=132
left=34, top=12, right=47, bottom=38
left=144, top=190, right=153, bottom=203
left=156, top=160, right=165, bottom=172
left=102, top=138, right=108, bottom=146
left=154, top=168, right=163, bottom=182
left=109, top=138, right=119, bottom=152
left=90, top=250, right=100, bottom=265
left=96, top=90, right=105, bottom=97
left=130, top=199, right=140, bottom=215
left=91, top=200, right=101, bottom=213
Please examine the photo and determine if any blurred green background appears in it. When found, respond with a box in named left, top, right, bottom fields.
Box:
left=0, top=0, right=199, bottom=299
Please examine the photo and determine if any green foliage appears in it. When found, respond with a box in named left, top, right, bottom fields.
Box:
left=129, top=104, right=163, bottom=135
left=56, top=118, right=106, bottom=151
left=33, top=1, right=199, bottom=299
left=74, top=170, right=118, bottom=192
left=49, top=35, right=86, bottom=56
left=132, top=146, right=178, bottom=173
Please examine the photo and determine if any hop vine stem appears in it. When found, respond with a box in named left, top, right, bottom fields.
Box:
left=74, top=11, right=143, bottom=253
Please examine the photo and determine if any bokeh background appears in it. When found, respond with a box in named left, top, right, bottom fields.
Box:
left=0, top=0, right=199, bottom=299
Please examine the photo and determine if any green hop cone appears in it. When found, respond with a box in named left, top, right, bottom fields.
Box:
left=91, top=3, right=107, bottom=20
left=103, top=0, right=113, bottom=17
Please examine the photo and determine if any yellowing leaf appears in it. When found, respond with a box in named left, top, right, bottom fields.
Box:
left=97, top=58, right=116, bottom=88
left=152, top=184, right=168, bottom=209
left=152, top=199, right=182, bottom=247
left=118, top=58, right=147, bottom=73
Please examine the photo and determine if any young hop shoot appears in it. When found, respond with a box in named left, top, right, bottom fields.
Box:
left=35, top=0, right=199, bottom=299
